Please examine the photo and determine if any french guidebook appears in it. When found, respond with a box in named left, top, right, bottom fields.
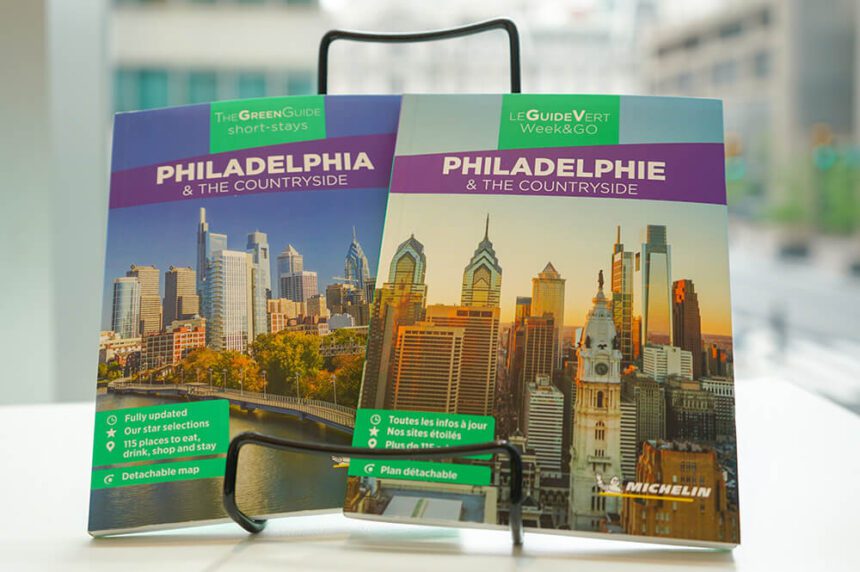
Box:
left=344, top=94, right=740, bottom=548
left=89, top=94, right=399, bottom=535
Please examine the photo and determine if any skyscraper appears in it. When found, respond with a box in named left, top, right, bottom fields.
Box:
left=461, top=215, right=502, bottom=308
left=163, top=266, right=199, bottom=326
left=247, top=231, right=272, bottom=340
left=520, top=315, right=556, bottom=413
left=672, top=279, right=704, bottom=379
left=640, top=224, right=672, bottom=346
left=205, top=249, right=254, bottom=352
left=390, top=322, right=464, bottom=412
left=425, top=304, right=500, bottom=416
left=361, top=235, right=428, bottom=409
left=515, top=297, right=531, bottom=320
left=620, top=399, right=637, bottom=481
left=196, top=207, right=227, bottom=302
left=344, top=227, right=372, bottom=291
left=277, top=245, right=318, bottom=302
left=531, top=262, right=565, bottom=368
left=127, top=264, right=161, bottom=335
left=570, top=274, right=623, bottom=531
left=524, top=374, right=565, bottom=476
left=643, top=344, right=693, bottom=383
left=111, top=277, right=140, bottom=339
left=611, top=226, right=635, bottom=362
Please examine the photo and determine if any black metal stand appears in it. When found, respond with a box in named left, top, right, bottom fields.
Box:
left=223, top=431, right=525, bottom=545
left=317, top=18, right=521, bottom=94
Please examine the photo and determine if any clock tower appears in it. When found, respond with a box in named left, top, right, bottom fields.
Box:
left=569, top=271, right=623, bottom=531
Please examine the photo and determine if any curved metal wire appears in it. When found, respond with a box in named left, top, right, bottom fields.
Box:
left=318, top=18, right=521, bottom=94
left=223, top=431, right=524, bottom=545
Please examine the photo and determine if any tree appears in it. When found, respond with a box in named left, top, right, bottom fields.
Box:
left=252, top=331, right=323, bottom=396
left=218, top=351, right=264, bottom=392
left=330, top=353, right=364, bottom=408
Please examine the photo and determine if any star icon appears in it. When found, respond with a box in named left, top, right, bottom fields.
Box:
left=106, top=428, right=117, bottom=438
left=369, top=426, right=379, bottom=437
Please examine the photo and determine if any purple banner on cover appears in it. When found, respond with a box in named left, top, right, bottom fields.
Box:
left=109, top=133, right=396, bottom=209
left=390, top=143, right=726, bottom=205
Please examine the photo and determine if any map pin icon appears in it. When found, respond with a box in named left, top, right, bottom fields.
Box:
left=106, top=441, right=115, bottom=452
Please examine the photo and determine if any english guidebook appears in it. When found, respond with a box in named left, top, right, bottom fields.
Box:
left=89, top=94, right=399, bottom=535
left=343, top=94, right=740, bottom=548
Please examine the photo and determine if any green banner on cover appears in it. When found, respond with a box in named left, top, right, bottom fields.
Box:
left=499, top=94, right=620, bottom=149
left=92, top=400, right=229, bottom=467
left=92, top=457, right=226, bottom=490
left=348, top=459, right=491, bottom=486
left=210, top=95, right=326, bottom=152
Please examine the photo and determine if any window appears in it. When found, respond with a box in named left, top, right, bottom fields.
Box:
left=595, top=421, right=605, bottom=440
left=114, top=69, right=137, bottom=112
left=753, top=50, right=771, bottom=78
left=712, top=60, right=737, bottom=85
left=285, top=71, right=314, bottom=95
left=139, top=69, right=169, bottom=109
left=188, top=71, right=218, bottom=104
left=596, top=391, right=604, bottom=408
left=237, top=72, right=267, bottom=99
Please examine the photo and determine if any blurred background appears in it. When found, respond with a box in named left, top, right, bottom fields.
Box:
left=1, top=0, right=859, bottom=414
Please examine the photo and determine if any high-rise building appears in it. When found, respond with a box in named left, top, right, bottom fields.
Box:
left=306, top=294, right=329, bottom=319
left=643, top=344, right=693, bottom=383
left=701, top=377, right=736, bottom=441
left=142, top=318, right=206, bottom=370
left=632, top=315, right=642, bottom=361
left=196, top=207, right=227, bottom=305
left=127, top=264, right=162, bottom=335
left=531, top=262, right=566, bottom=368
left=344, top=227, right=372, bottom=291
left=666, top=378, right=717, bottom=443
left=515, top=296, right=532, bottom=320
left=520, top=315, right=556, bottom=412
left=425, top=304, right=500, bottom=416
left=111, top=276, right=140, bottom=339
left=247, top=231, right=272, bottom=342
left=205, top=249, right=253, bottom=352
left=361, top=235, right=428, bottom=409
left=267, top=298, right=304, bottom=333
left=390, top=322, right=463, bottom=412
left=569, top=275, right=623, bottom=532
left=612, top=226, right=635, bottom=362
left=672, top=279, right=704, bottom=379
left=639, top=224, right=672, bottom=346
left=706, top=343, right=732, bottom=378
left=524, top=374, right=565, bottom=476
left=277, top=245, right=318, bottom=303
left=620, top=399, right=637, bottom=481
left=622, top=376, right=666, bottom=453
left=622, top=441, right=739, bottom=543
left=461, top=215, right=502, bottom=308
left=163, top=266, right=199, bottom=327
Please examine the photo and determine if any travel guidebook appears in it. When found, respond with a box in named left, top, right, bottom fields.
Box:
left=344, top=94, right=740, bottom=548
left=89, top=94, right=400, bottom=534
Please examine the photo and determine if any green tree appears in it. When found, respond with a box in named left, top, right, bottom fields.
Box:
left=252, top=331, right=323, bottom=396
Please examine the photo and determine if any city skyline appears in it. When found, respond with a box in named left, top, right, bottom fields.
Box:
left=100, top=189, right=387, bottom=329
left=376, top=194, right=733, bottom=336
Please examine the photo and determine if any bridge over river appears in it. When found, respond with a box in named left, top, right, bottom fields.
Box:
left=107, top=381, right=356, bottom=432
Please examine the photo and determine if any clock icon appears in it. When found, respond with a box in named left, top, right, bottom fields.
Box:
left=595, top=362, right=609, bottom=376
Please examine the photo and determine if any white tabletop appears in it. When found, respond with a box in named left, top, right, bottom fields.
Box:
left=1, top=376, right=857, bottom=571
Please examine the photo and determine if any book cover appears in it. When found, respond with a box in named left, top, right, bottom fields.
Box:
left=89, top=95, right=399, bottom=535
left=344, top=94, right=740, bottom=548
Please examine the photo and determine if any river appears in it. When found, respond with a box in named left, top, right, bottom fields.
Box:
left=88, top=392, right=352, bottom=533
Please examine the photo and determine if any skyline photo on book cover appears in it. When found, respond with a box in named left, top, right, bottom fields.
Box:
left=89, top=94, right=399, bottom=534
left=344, top=94, right=739, bottom=547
